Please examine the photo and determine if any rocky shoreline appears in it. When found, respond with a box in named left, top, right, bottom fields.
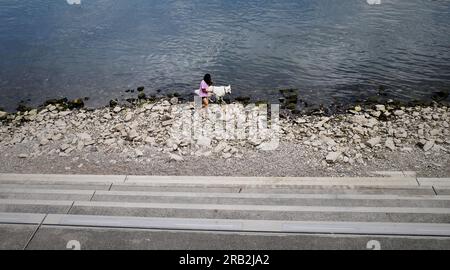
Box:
left=0, top=94, right=449, bottom=176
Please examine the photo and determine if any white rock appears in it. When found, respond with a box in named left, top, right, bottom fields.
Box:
left=351, top=115, right=377, bottom=128
left=127, top=130, right=139, bottom=140
left=52, top=134, right=63, bottom=141
left=321, top=136, right=336, bottom=146
left=432, top=144, right=443, bottom=152
left=144, top=136, right=155, bottom=145
left=114, top=124, right=125, bottom=132
left=394, top=129, right=408, bottom=138
left=169, top=153, right=184, bottom=162
left=214, top=141, right=229, bottom=153
left=113, top=106, right=122, bottom=113
left=385, top=138, right=396, bottom=151
left=196, top=136, right=211, bottom=147
left=257, top=140, right=279, bottom=151
left=162, top=119, right=174, bottom=127
left=60, top=144, right=70, bottom=151
left=423, top=140, right=435, bottom=152
left=366, top=137, right=381, bottom=148
left=125, top=112, right=134, bottom=122
left=326, top=152, right=341, bottom=163
left=55, top=120, right=66, bottom=128
left=195, top=150, right=212, bottom=157
left=394, top=110, right=405, bottom=116
left=295, top=118, right=307, bottom=124
left=0, top=111, right=7, bottom=120
left=370, top=111, right=382, bottom=118
left=222, top=153, right=232, bottom=159
left=78, top=133, right=92, bottom=141
left=104, top=138, right=116, bottom=145
left=315, top=117, right=330, bottom=128
left=143, top=104, right=154, bottom=111
left=430, top=129, right=441, bottom=136
left=39, top=138, right=49, bottom=146
left=135, top=150, right=144, bottom=157
left=364, top=118, right=378, bottom=128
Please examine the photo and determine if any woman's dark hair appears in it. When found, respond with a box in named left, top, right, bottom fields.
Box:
left=203, top=74, right=212, bottom=86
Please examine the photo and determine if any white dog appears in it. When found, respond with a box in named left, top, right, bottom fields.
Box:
left=195, top=85, right=231, bottom=104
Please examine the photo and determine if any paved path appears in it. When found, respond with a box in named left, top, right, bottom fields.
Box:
left=0, top=172, right=449, bottom=250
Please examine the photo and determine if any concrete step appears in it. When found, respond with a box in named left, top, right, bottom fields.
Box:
left=0, top=188, right=447, bottom=207
left=68, top=201, right=450, bottom=223
left=92, top=190, right=450, bottom=208
left=1, top=173, right=448, bottom=250
left=0, top=182, right=436, bottom=195
left=435, top=187, right=450, bottom=195
left=124, top=175, right=419, bottom=186
left=0, top=188, right=94, bottom=201
left=1, top=212, right=449, bottom=250
left=0, top=174, right=126, bottom=184
left=0, top=199, right=72, bottom=214
left=42, top=214, right=450, bottom=236
left=0, top=224, right=38, bottom=250
left=418, top=178, right=450, bottom=187
left=0, top=183, right=111, bottom=191
left=111, top=184, right=435, bottom=195
left=2, top=199, right=449, bottom=223
left=25, top=225, right=450, bottom=250
left=0, top=174, right=419, bottom=187
left=0, top=212, right=450, bottom=236
left=0, top=212, right=46, bottom=224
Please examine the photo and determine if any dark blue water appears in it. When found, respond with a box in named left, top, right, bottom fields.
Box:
left=1, top=0, right=450, bottom=111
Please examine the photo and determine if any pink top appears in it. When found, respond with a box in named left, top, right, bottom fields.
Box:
left=198, top=80, right=209, bottom=97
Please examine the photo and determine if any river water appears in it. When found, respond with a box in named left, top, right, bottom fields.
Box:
left=0, top=0, right=449, bottom=111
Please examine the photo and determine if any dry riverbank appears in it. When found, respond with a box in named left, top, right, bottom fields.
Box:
left=0, top=98, right=449, bottom=177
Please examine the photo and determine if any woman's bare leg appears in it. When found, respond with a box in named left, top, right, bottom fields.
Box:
left=202, top=97, right=209, bottom=108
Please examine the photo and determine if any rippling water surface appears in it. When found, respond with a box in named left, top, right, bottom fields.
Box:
left=0, top=0, right=449, bottom=111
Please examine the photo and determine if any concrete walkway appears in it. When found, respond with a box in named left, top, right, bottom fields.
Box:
left=0, top=173, right=449, bottom=250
